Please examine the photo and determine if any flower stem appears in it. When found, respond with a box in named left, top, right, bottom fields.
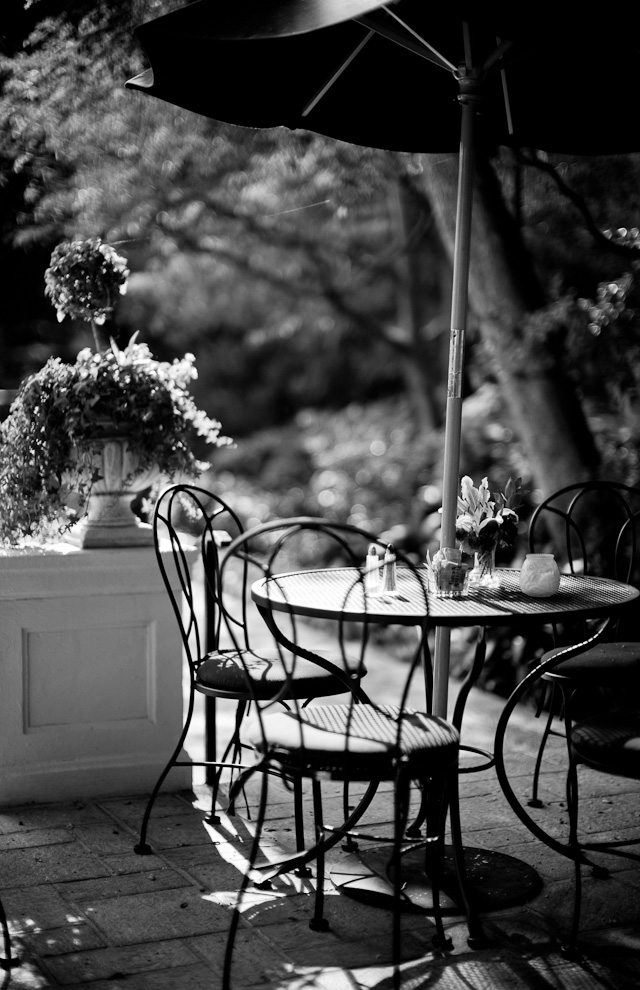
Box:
left=90, top=319, right=108, bottom=353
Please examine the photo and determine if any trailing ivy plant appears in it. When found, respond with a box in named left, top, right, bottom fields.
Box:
left=0, top=239, right=232, bottom=546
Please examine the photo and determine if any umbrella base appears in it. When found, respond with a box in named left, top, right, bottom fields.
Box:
left=330, top=844, right=542, bottom=913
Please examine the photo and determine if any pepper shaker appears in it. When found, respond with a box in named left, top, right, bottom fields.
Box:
left=381, top=544, right=398, bottom=595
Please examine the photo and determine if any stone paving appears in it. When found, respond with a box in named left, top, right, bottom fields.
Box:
left=0, top=628, right=639, bottom=989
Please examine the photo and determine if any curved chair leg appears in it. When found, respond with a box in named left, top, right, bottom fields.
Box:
left=0, top=895, right=16, bottom=990
left=426, top=773, right=453, bottom=953
left=555, top=686, right=608, bottom=877
left=293, top=775, right=313, bottom=877
left=448, top=768, right=489, bottom=948
left=341, top=781, right=359, bottom=851
left=134, top=757, right=179, bottom=855
left=391, top=771, right=411, bottom=990
left=559, top=682, right=574, bottom=753
left=213, top=700, right=247, bottom=822
left=135, top=688, right=197, bottom=854
left=309, top=778, right=330, bottom=932
left=405, top=779, right=428, bottom=838
left=561, top=757, right=584, bottom=960
left=528, top=681, right=558, bottom=807
left=223, top=768, right=271, bottom=990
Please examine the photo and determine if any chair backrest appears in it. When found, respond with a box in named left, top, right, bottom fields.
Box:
left=218, top=519, right=453, bottom=990
left=219, top=516, right=433, bottom=718
left=528, top=480, right=640, bottom=640
left=153, top=483, right=247, bottom=671
left=528, top=481, right=640, bottom=582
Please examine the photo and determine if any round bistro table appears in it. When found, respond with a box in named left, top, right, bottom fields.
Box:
left=252, top=566, right=637, bottom=632
left=251, top=567, right=639, bottom=917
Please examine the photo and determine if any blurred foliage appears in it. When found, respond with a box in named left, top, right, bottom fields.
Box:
left=1, top=0, right=429, bottom=435
left=4, top=0, right=640, bottom=460
left=117, top=252, right=407, bottom=438
left=203, top=386, right=534, bottom=565
left=3, top=2, right=640, bottom=697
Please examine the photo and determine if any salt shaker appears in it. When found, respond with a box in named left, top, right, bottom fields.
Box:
left=364, top=544, right=381, bottom=595
left=381, top=544, right=398, bottom=595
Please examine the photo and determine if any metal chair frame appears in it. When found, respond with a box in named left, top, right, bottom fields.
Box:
left=134, top=488, right=367, bottom=856
left=563, top=709, right=640, bottom=958
left=526, top=480, right=640, bottom=807
left=218, top=517, right=483, bottom=990
left=496, top=643, right=640, bottom=956
left=0, top=897, right=13, bottom=989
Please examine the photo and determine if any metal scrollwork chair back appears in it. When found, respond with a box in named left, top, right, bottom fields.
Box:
left=525, top=480, right=640, bottom=807
left=218, top=516, right=480, bottom=990
left=495, top=481, right=640, bottom=955
left=134, top=488, right=369, bottom=856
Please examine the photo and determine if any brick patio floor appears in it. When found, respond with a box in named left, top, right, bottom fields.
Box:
left=1, top=629, right=639, bottom=989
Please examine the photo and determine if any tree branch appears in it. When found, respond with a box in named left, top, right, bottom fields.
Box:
left=516, top=149, right=640, bottom=258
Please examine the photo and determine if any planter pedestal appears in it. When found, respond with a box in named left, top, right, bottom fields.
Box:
left=0, top=542, right=196, bottom=806
left=65, top=437, right=158, bottom=548
left=65, top=498, right=154, bottom=548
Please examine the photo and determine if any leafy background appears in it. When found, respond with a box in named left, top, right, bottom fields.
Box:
left=3, top=0, right=640, bottom=695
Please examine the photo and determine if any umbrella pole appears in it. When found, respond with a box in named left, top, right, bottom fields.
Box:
left=433, top=98, right=476, bottom=718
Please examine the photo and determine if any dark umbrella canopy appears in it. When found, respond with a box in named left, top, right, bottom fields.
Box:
left=127, top=1, right=640, bottom=155
left=126, top=1, right=640, bottom=713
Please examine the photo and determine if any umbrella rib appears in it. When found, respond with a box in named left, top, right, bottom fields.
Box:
left=462, top=19, right=472, bottom=72
left=483, top=38, right=514, bottom=73
left=301, top=29, right=374, bottom=117
left=355, top=9, right=456, bottom=74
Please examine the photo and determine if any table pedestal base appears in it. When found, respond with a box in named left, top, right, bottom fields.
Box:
left=330, top=845, right=542, bottom=913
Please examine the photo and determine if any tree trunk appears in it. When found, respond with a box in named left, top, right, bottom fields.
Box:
left=386, top=183, right=436, bottom=432
left=387, top=179, right=454, bottom=433
left=378, top=179, right=455, bottom=435
left=421, top=152, right=600, bottom=496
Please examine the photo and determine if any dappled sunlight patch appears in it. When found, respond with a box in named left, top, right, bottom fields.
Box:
left=202, top=811, right=283, bottom=848
left=41, top=924, right=86, bottom=952
left=7, top=907, right=84, bottom=936
left=0, top=953, right=51, bottom=989
left=203, top=887, right=290, bottom=912
left=209, top=829, right=317, bottom=896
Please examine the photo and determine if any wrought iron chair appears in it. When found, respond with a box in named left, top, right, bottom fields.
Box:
left=563, top=708, right=640, bottom=958
left=134, top=486, right=368, bottom=855
left=496, top=639, right=640, bottom=958
left=219, top=517, right=482, bottom=990
left=0, top=897, right=12, bottom=990
left=525, top=481, right=640, bottom=807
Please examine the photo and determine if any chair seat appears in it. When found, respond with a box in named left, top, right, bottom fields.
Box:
left=540, top=642, right=640, bottom=683
left=196, top=649, right=365, bottom=700
left=571, top=711, right=640, bottom=777
left=246, top=703, right=459, bottom=780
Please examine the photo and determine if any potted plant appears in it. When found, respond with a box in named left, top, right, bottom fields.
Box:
left=0, top=238, right=232, bottom=547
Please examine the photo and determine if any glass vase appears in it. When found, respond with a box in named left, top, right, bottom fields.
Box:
left=469, top=545, right=501, bottom=590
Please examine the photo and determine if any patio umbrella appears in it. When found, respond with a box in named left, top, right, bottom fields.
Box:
left=125, top=1, right=640, bottom=716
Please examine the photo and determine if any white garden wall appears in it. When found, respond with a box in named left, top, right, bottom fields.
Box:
left=0, top=542, right=195, bottom=805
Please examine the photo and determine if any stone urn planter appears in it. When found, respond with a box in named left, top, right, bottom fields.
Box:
left=0, top=238, right=232, bottom=550
left=66, top=436, right=161, bottom=548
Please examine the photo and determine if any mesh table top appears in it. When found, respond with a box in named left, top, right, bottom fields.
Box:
left=251, top=567, right=639, bottom=629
